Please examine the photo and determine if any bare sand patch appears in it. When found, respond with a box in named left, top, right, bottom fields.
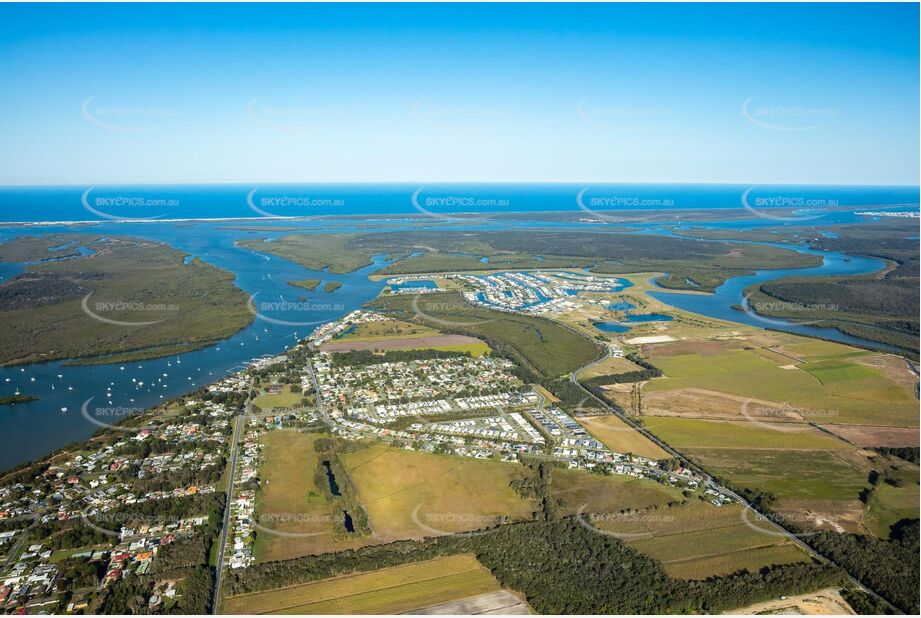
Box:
left=725, top=587, right=854, bottom=615
left=626, top=334, right=676, bottom=345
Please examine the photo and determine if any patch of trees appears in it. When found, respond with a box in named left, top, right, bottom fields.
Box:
left=100, top=566, right=213, bottom=615
left=30, top=519, right=111, bottom=550
left=56, top=557, right=106, bottom=590
left=759, top=277, right=919, bottom=320
left=873, top=447, right=919, bottom=465
left=312, top=438, right=371, bottom=537
left=153, top=535, right=212, bottom=574
left=225, top=516, right=843, bottom=613
left=841, top=588, right=897, bottom=615
left=582, top=353, right=663, bottom=389
left=811, top=234, right=919, bottom=279
left=802, top=519, right=919, bottom=614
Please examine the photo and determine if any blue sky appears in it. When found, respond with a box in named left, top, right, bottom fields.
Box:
left=0, top=2, right=917, bottom=185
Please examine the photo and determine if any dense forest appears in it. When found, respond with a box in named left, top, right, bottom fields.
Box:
left=803, top=519, right=920, bottom=614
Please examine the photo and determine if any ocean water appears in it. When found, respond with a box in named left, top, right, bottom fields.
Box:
left=0, top=183, right=917, bottom=223
left=0, top=184, right=917, bottom=470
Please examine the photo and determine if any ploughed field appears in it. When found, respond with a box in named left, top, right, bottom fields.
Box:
left=223, top=554, right=503, bottom=614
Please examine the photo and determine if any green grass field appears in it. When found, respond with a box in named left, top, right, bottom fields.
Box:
left=642, top=417, right=850, bottom=451
left=222, top=554, right=501, bottom=614
left=591, top=501, right=809, bottom=579
left=337, top=319, right=441, bottom=342
left=643, top=347, right=918, bottom=427
left=253, top=386, right=304, bottom=410
left=341, top=444, right=536, bottom=541
left=551, top=467, right=684, bottom=516
left=253, top=431, right=368, bottom=562
left=662, top=543, right=808, bottom=580
left=683, top=448, right=869, bottom=503
left=865, top=463, right=920, bottom=537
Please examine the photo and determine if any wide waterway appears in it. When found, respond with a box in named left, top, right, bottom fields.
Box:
left=0, top=201, right=914, bottom=470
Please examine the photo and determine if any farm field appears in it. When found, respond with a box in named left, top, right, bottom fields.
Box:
left=641, top=417, right=851, bottom=451
left=682, top=447, right=871, bottom=519
left=254, top=431, right=369, bottom=561
left=642, top=346, right=918, bottom=427
left=575, top=415, right=669, bottom=459
left=820, top=424, right=920, bottom=448
left=590, top=502, right=809, bottom=579
left=551, top=467, right=685, bottom=516
left=252, top=385, right=304, bottom=410
left=222, top=554, right=501, bottom=615
left=341, top=444, right=536, bottom=541
left=663, top=543, right=808, bottom=580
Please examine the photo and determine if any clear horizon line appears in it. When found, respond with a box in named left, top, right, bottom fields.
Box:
left=0, top=180, right=919, bottom=189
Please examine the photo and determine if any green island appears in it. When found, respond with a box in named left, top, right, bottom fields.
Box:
left=0, top=234, right=253, bottom=366
left=323, top=281, right=342, bottom=293
left=288, top=278, right=321, bottom=291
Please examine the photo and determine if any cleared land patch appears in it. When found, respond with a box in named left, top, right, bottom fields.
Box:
left=820, top=424, right=919, bottom=448
left=321, top=334, right=488, bottom=355
left=223, top=554, right=500, bottom=615
left=642, top=347, right=918, bottom=427
left=341, top=444, right=536, bottom=541
left=640, top=388, right=801, bottom=422
left=254, top=431, right=369, bottom=562
left=253, top=385, right=304, bottom=410
left=552, top=467, right=684, bottom=517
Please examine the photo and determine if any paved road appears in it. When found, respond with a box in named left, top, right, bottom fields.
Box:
left=210, top=402, right=247, bottom=614
left=304, top=359, right=332, bottom=426
left=1, top=516, right=37, bottom=570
